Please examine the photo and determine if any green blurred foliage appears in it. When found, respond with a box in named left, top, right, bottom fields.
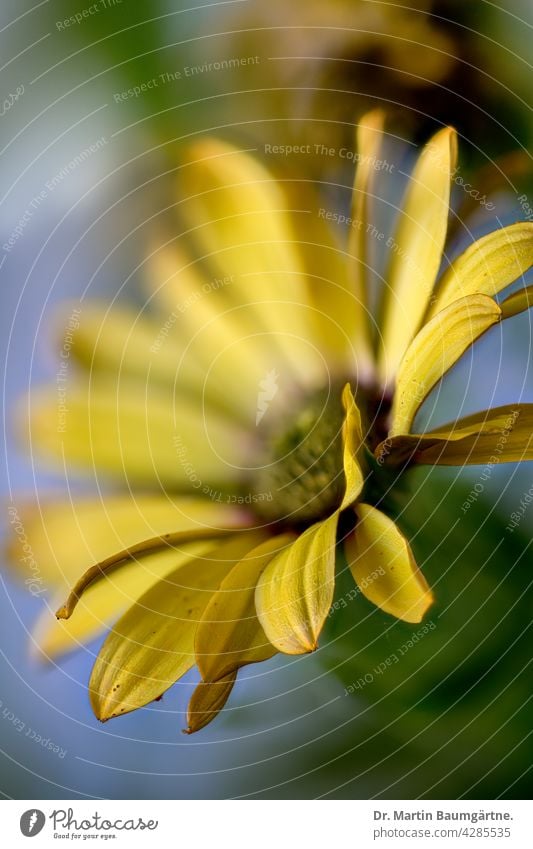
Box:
left=320, top=472, right=531, bottom=798
left=48, top=0, right=214, bottom=155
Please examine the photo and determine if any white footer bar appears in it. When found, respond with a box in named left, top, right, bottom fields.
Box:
left=2, top=799, right=529, bottom=848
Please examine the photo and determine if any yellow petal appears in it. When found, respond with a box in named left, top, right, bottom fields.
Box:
left=145, top=238, right=229, bottom=326
left=314, top=109, right=384, bottom=380
left=346, top=504, right=433, bottom=623
left=340, top=383, right=365, bottom=509
left=279, top=113, right=384, bottom=382
left=146, top=240, right=266, bottom=365
left=33, top=543, right=213, bottom=659
left=378, top=404, right=533, bottom=466
left=89, top=533, right=262, bottom=721
left=378, top=127, right=457, bottom=387
left=180, top=139, right=321, bottom=385
left=55, top=301, right=194, bottom=389
left=389, top=294, right=501, bottom=436
left=287, top=180, right=374, bottom=380
left=195, top=534, right=296, bottom=681
left=145, top=241, right=283, bottom=422
left=255, top=514, right=338, bottom=654
left=57, top=526, right=254, bottom=622
left=22, top=377, right=251, bottom=486
left=5, top=494, right=248, bottom=589
left=500, top=284, right=533, bottom=319
left=185, top=672, right=236, bottom=734
left=349, top=110, right=385, bottom=310
left=427, top=223, right=533, bottom=319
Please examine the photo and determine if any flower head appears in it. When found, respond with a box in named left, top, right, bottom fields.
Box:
left=8, top=112, right=533, bottom=733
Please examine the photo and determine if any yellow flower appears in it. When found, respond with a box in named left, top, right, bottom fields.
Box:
left=8, top=112, right=533, bottom=733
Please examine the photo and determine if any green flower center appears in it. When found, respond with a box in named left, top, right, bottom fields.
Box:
left=253, top=383, right=394, bottom=527
left=253, top=385, right=348, bottom=526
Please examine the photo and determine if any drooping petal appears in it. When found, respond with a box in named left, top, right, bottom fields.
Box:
left=179, top=139, right=321, bottom=386
left=500, top=284, right=533, bottom=319
left=5, top=494, right=249, bottom=589
left=89, top=533, right=262, bottom=721
left=185, top=672, right=237, bottom=734
left=427, top=222, right=533, bottom=319
left=389, top=294, right=501, bottom=436
left=378, top=127, right=457, bottom=387
left=23, top=377, right=252, bottom=487
left=377, top=404, right=533, bottom=466
left=340, top=383, right=365, bottom=509
left=56, top=526, right=254, bottom=622
left=33, top=543, right=213, bottom=659
left=195, top=534, right=296, bottom=682
left=255, top=513, right=338, bottom=654
left=345, top=504, right=433, bottom=623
